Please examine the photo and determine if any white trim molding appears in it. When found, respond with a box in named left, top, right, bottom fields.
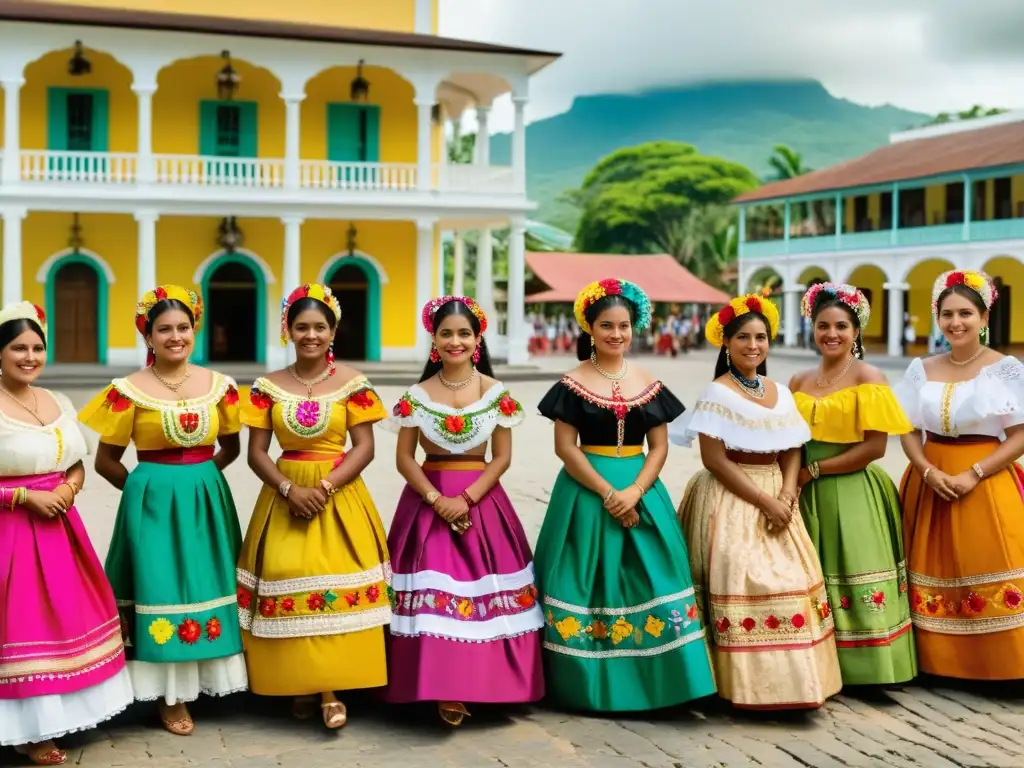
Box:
left=192, top=247, right=276, bottom=285
left=380, top=345, right=418, bottom=362
left=35, top=247, right=117, bottom=283
left=317, top=250, right=391, bottom=285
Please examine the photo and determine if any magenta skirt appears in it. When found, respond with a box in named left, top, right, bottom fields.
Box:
left=0, top=472, right=126, bottom=699
left=385, top=457, right=544, bottom=703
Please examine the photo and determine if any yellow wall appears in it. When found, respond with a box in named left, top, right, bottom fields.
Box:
left=925, top=186, right=944, bottom=225
left=846, top=265, right=886, bottom=339
left=0, top=89, right=5, bottom=149
left=905, top=259, right=955, bottom=338
left=32, top=0, right=419, bottom=32
left=22, top=49, right=136, bottom=152
left=983, top=256, right=1024, bottom=344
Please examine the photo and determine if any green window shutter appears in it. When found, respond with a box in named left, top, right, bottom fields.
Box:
left=47, top=88, right=68, bottom=150
left=238, top=101, right=258, bottom=157
left=363, top=106, right=381, bottom=162
left=199, top=101, right=218, bottom=156
left=327, top=103, right=361, bottom=162
left=91, top=89, right=109, bottom=152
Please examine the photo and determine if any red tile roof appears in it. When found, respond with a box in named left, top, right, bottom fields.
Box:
left=735, top=120, right=1024, bottom=203
left=526, top=252, right=731, bottom=305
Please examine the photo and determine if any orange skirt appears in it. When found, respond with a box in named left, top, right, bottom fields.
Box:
left=900, top=438, right=1024, bottom=679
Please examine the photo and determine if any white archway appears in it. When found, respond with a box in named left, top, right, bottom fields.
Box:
left=316, top=250, right=390, bottom=286
left=192, top=247, right=276, bottom=285
left=35, top=247, right=116, bottom=284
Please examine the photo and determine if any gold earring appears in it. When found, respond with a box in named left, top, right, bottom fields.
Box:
left=726, top=348, right=731, bottom=367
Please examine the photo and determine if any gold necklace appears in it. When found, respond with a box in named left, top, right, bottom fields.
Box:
left=949, top=347, right=985, bottom=366
left=816, top=354, right=855, bottom=388
left=151, top=364, right=191, bottom=393
left=439, top=369, right=477, bottom=390
left=591, top=351, right=627, bottom=380
left=0, top=384, right=43, bottom=425
left=289, top=364, right=332, bottom=399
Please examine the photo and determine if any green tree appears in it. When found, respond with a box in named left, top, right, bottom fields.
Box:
left=768, top=144, right=811, bottom=180
left=568, top=142, right=758, bottom=261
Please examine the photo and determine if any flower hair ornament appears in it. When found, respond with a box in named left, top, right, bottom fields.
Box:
left=0, top=301, right=47, bottom=338
left=280, top=284, right=343, bottom=371
left=573, top=278, right=653, bottom=335
left=931, top=270, right=997, bottom=316
left=705, top=294, right=780, bottom=348
left=135, top=285, right=203, bottom=366
left=800, top=282, right=870, bottom=329
left=421, top=296, right=488, bottom=364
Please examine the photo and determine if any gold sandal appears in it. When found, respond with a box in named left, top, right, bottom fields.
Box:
left=438, top=701, right=470, bottom=727
left=157, top=701, right=194, bottom=736
left=15, top=743, right=68, bottom=766
left=322, top=700, right=347, bottom=729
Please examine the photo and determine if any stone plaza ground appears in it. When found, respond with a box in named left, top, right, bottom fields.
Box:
left=7, top=351, right=1024, bottom=768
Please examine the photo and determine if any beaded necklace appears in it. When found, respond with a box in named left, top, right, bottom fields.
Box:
left=729, top=365, right=765, bottom=399
left=591, top=358, right=630, bottom=454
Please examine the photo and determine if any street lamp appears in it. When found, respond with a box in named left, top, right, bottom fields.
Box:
left=346, top=223, right=358, bottom=257
left=217, top=216, right=243, bottom=253
left=350, top=60, right=370, bottom=102
left=68, top=41, right=91, bottom=76
left=217, top=50, right=240, bottom=100
left=68, top=213, right=84, bottom=251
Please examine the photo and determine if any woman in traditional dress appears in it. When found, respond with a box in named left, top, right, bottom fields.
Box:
left=78, top=285, right=247, bottom=736
left=789, top=283, right=917, bottom=685
left=896, top=270, right=1024, bottom=679
left=0, top=303, right=133, bottom=766
left=237, top=284, right=391, bottom=729
left=675, top=294, right=842, bottom=709
left=384, top=296, right=543, bottom=726
left=534, top=279, right=715, bottom=713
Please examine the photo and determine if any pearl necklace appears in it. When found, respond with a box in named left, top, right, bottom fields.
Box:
left=439, top=369, right=477, bottom=390
left=949, top=347, right=985, bottom=367
left=591, top=351, right=627, bottom=380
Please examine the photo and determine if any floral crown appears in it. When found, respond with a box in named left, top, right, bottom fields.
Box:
left=0, top=301, right=47, bottom=338
left=932, top=270, right=997, bottom=315
left=135, top=285, right=203, bottom=335
left=573, top=278, right=652, bottom=334
left=421, top=296, right=488, bottom=335
left=280, top=284, right=343, bottom=346
left=801, top=282, right=870, bottom=329
left=705, top=294, right=780, bottom=348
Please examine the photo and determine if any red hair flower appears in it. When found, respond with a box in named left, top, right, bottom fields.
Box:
left=154, top=287, right=168, bottom=301
left=717, top=306, right=736, bottom=326
left=744, top=296, right=762, bottom=313
left=946, top=272, right=966, bottom=288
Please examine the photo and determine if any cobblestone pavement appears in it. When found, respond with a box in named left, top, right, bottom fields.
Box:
left=7, top=352, right=1024, bottom=768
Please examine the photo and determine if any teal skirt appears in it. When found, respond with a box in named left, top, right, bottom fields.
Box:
left=800, top=441, right=917, bottom=685
left=105, top=460, right=243, bottom=664
left=534, top=452, right=716, bottom=712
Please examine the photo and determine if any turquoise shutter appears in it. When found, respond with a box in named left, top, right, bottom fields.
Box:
left=91, top=90, right=109, bottom=152
left=363, top=106, right=381, bottom=162
left=327, top=103, right=361, bottom=162
left=238, top=101, right=258, bottom=157
left=199, top=101, right=218, bottom=156
left=47, top=88, right=68, bottom=150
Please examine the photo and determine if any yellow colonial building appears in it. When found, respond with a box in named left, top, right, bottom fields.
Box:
left=0, top=0, right=558, bottom=367
left=735, top=113, right=1024, bottom=355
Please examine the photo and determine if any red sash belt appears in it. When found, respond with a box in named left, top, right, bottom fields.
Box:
left=137, top=446, right=215, bottom=464
left=280, top=450, right=345, bottom=463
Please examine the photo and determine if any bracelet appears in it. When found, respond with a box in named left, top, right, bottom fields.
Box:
left=603, top=487, right=615, bottom=503
left=923, top=467, right=933, bottom=482
left=632, top=482, right=646, bottom=496
left=972, top=462, right=985, bottom=480
left=425, top=491, right=441, bottom=507
left=278, top=480, right=292, bottom=498
left=460, top=490, right=476, bottom=507
left=320, top=479, right=335, bottom=495
left=12, top=487, right=26, bottom=510
left=56, top=482, right=77, bottom=498
left=807, top=461, right=820, bottom=480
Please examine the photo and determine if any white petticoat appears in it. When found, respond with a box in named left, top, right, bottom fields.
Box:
left=128, top=653, right=248, bottom=704
left=0, top=667, right=134, bottom=747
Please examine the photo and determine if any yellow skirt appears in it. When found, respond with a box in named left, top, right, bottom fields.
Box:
left=900, top=438, right=1024, bottom=679
left=236, top=452, right=391, bottom=696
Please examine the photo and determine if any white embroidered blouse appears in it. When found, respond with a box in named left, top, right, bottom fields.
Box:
left=0, top=389, right=88, bottom=475
left=893, top=356, right=1024, bottom=439
left=383, top=381, right=525, bottom=454
left=668, top=381, right=810, bottom=453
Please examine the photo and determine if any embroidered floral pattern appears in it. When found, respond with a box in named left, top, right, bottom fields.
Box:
left=237, top=580, right=390, bottom=622
left=909, top=574, right=1024, bottom=635
left=387, top=388, right=525, bottom=451
left=349, top=391, right=375, bottom=410
left=105, top=388, right=132, bottom=413
left=205, top=618, right=222, bottom=641
left=148, top=618, right=175, bottom=645
left=160, top=407, right=210, bottom=448
left=223, top=386, right=239, bottom=406
left=250, top=376, right=383, bottom=439
left=250, top=387, right=273, bottom=410
left=177, top=618, right=202, bottom=645
left=105, top=374, right=235, bottom=447
left=709, top=586, right=834, bottom=649
left=394, top=584, right=540, bottom=625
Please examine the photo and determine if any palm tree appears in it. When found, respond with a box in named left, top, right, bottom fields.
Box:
left=768, top=144, right=812, bottom=180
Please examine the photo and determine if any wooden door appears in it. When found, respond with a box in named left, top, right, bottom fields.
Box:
left=53, top=263, right=99, bottom=362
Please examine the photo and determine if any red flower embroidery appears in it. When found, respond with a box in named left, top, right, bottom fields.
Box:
left=871, top=591, right=886, bottom=606
left=259, top=598, right=277, bottom=617
left=250, top=389, right=273, bottom=410
left=740, top=617, right=756, bottom=632
left=515, top=587, right=536, bottom=608
left=1005, top=589, right=1023, bottom=609
left=839, top=596, right=852, bottom=609
left=344, top=592, right=360, bottom=607
left=306, top=593, right=326, bottom=611
left=366, top=585, right=381, bottom=604
left=349, top=391, right=374, bottom=409
left=105, top=388, right=132, bottom=413
left=499, top=395, right=519, bottom=417
left=899, top=581, right=908, bottom=594
left=179, top=412, right=200, bottom=433
left=715, top=617, right=730, bottom=633
left=818, top=601, right=832, bottom=620
left=396, top=398, right=413, bottom=418
left=966, top=592, right=986, bottom=613
left=205, top=618, right=222, bottom=641
left=717, top=306, right=736, bottom=326
left=791, top=613, right=806, bottom=628
left=435, top=594, right=450, bottom=611
left=911, top=589, right=923, bottom=608
left=444, top=415, right=466, bottom=434
left=236, top=588, right=252, bottom=609
left=281, top=597, right=295, bottom=612
left=178, top=618, right=201, bottom=645
left=764, top=615, right=780, bottom=630
left=925, top=598, right=940, bottom=614
left=686, top=603, right=698, bottom=620
left=222, top=386, right=239, bottom=405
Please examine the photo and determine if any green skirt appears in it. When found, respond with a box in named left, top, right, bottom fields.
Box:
left=800, top=440, right=917, bottom=685
left=105, top=460, right=243, bottom=664
left=534, top=452, right=716, bottom=712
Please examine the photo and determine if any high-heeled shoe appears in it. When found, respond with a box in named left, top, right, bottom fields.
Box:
left=438, top=701, right=470, bottom=727
left=322, top=699, right=347, bottom=729
left=14, top=743, right=67, bottom=766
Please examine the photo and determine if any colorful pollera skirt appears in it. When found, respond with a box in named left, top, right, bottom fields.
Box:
left=801, top=441, right=917, bottom=685
left=385, top=455, right=544, bottom=704
left=900, top=434, right=1024, bottom=679
left=237, top=450, right=392, bottom=696
left=105, top=448, right=248, bottom=702
left=0, top=471, right=134, bottom=746
left=679, top=462, right=842, bottom=709
left=535, top=448, right=716, bottom=712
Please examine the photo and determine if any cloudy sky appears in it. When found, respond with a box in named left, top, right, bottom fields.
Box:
left=439, top=0, right=1024, bottom=132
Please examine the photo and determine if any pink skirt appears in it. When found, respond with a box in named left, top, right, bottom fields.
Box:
left=0, top=471, right=126, bottom=700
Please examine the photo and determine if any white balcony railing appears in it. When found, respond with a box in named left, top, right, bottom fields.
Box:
left=300, top=161, right=417, bottom=191
left=21, top=150, right=137, bottom=183
left=154, top=155, right=284, bottom=187
left=439, top=164, right=516, bottom=194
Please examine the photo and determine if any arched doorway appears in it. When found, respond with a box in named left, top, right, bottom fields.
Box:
left=325, top=256, right=382, bottom=362
left=983, top=257, right=1023, bottom=350
left=204, top=259, right=259, bottom=363
left=846, top=264, right=889, bottom=349
left=51, top=259, right=101, bottom=362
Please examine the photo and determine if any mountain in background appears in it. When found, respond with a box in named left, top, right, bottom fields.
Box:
left=489, top=79, right=930, bottom=232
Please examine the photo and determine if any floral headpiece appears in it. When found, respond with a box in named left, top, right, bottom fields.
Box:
left=0, top=301, right=47, bottom=338
left=135, top=285, right=203, bottom=336
left=801, top=282, right=870, bottom=329
left=421, top=296, right=488, bottom=335
left=280, top=284, right=342, bottom=346
left=932, top=270, right=997, bottom=316
left=573, top=278, right=652, bottom=334
left=705, top=294, right=780, bottom=348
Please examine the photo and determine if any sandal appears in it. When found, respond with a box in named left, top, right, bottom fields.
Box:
left=291, top=695, right=318, bottom=721
left=157, top=701, right=194, bottom=736
left=14, top=743, right=67, bottom=766
left=321, top=700, right=347, bottom=729
left=438, top=701, right=470, bottom=727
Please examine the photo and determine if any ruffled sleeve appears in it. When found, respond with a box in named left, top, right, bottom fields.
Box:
left=493, top=390, right=526, bottom=429
left=537, top=380, right=584, bottom=428
left=893, top=358, right=926, bottom=430
left=381, top=390, right=417, bottom=433
left=240, top=378, right=275, bottom=430
left=216, top=377, right=242, bottom=436
left=643, top=384, right=685, bottom=430
left=346, top=385, right=387, bottom=428
left=856, top=383, right=913, bottom=436
left=77, top=382, right=136, bottom=447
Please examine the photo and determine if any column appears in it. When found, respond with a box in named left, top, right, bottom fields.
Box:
left=2, top=208, right=26, bottom=305
left=511, top=97, right=527, bottom=193
left=415, top=218, right=436, bottom=357
left=884, top=282, right=909, bottom=357
left=474, top=106, right=491, bottom=166
left=891, top=184, right=900, bottom=245
left=282, top=92, right=305, bottom=190
left=476, top=228, right=494, bottom=330
left=2, top=79, right=23, bottom=185
left=835, top=193, right=843, bottom=248
left=415, top=98, right=433, bottom=191
left=281, top=215, right=303, bottom=365
left=963, top=174, right=972, bottom=240
left=451, top=231, right=465, bottom=296
left=133, top=83, right=156, bottom=183
left=782, top=284, right=805, bottom=348
left=134, top=210, right=159, bottom=364
left=506, top=221, right=528, bottom=364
